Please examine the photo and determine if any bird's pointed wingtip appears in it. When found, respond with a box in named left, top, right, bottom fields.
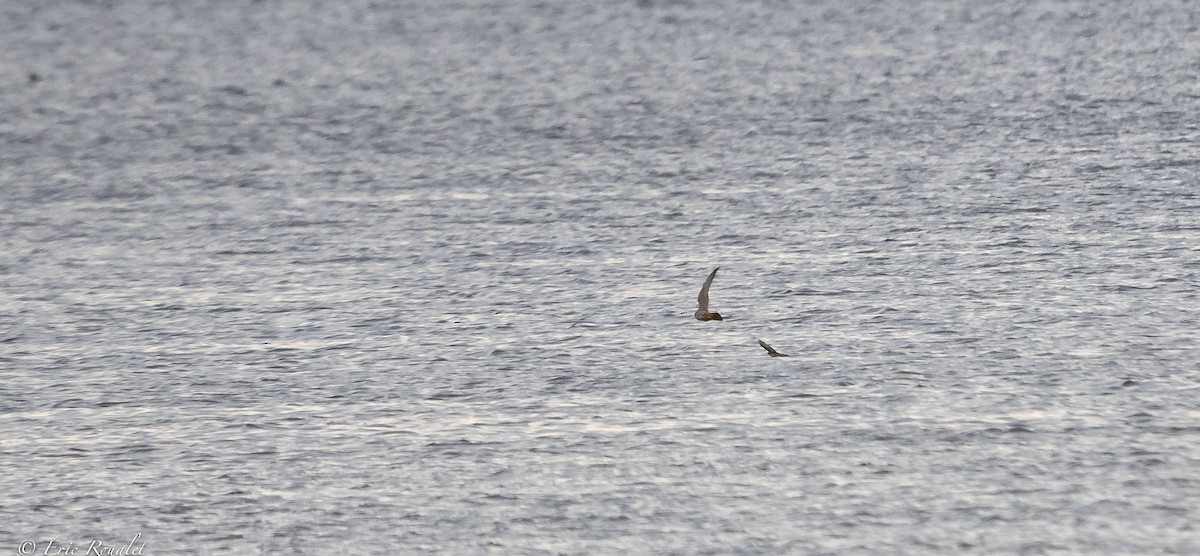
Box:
left=757, top=339, right=788, bottom=356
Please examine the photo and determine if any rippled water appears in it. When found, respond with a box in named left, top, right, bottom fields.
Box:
left=3, top=1, right=1199, bottom=553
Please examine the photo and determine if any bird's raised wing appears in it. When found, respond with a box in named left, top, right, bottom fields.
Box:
left=697, top=266, right=719, bottom=312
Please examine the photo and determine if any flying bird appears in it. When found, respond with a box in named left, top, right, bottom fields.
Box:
left=758, top=339, right=788, bottom=357
left=694, top=267, right=724, bottom=321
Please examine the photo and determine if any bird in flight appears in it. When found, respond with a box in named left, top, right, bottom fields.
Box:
left=757, top=339, right=788, bottom=357
left=695, top=267, right=724, bottom=321
left=692, top=267, right=793, bottom=356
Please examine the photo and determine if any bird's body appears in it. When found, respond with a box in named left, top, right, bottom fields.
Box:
left=695, top=267, right=724, bottom=321
left=758, top=339, right=788, bottom=357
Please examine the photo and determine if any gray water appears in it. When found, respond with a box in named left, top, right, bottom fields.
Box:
left=3, top=1, right=1199, bottom=554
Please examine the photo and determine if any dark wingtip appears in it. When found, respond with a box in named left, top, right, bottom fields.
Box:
left=758, top=339, right=787, bottom=356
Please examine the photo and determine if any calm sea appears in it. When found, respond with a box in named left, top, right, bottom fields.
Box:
left=2, top=1, right=1198, bottom=553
